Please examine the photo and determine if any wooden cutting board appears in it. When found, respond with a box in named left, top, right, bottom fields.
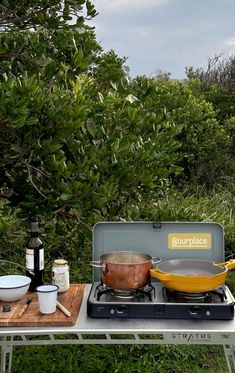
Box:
left=0, top=284, right=85, bottom=327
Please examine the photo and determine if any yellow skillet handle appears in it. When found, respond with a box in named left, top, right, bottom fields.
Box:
left=150, top=269, right=171, bottom=281
left=214, top=259, right=235, bottom=270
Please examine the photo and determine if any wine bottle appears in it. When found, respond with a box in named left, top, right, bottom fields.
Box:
left=26, top=216, right=44, bottom=291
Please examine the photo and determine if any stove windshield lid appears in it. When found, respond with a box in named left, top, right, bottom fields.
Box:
left=92, top=221, right=224, bottom=282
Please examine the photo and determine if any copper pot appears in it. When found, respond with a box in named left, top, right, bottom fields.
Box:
left=91, top=251, right=160, bottom=291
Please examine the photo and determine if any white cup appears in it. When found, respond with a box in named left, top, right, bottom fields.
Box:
left=37, top=284, right=59, bottom=314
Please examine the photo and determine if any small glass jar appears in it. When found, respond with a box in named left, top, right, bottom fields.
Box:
left=52, top=259, right=70, bottom=293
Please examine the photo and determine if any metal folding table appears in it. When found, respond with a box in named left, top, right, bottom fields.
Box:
left=1, top=284, right=235, bottom=373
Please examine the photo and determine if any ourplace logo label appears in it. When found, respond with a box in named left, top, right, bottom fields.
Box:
left=168, top=233, right=211, bottom=249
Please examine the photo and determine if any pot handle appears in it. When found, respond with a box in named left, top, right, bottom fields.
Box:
left=90, top=261, right=106, bottom=271
left=151, top=257, right=161, bottom=267
left=150, top=268, right=171, bottom=281
left=214, top=259, right=235, bottom=270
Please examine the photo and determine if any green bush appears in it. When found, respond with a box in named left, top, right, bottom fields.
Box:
left=131, top=77, right=232, bottom=186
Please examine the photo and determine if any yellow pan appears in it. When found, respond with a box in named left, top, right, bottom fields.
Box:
left=150, top=259, right=235, bottom=293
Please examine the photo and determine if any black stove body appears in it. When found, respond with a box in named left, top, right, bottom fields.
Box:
left=87, top=282, right=235, bottom=320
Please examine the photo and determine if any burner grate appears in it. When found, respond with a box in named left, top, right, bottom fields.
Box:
left=95, top=282, right=155, bottom=301
left=163, top=286, right=227, bottom=303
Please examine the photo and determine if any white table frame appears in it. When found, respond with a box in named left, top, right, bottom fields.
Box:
left=1, top=285, right=235, bottom=373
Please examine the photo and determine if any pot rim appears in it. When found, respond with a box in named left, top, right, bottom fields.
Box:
left=155, top=259, right=228, bottom=276
left=100, top=251, right=153, bottom=265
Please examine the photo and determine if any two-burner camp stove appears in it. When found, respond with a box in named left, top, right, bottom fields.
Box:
left=87, top=221, right=235, bottom=320
left=87, top=281, right=234, bottom=320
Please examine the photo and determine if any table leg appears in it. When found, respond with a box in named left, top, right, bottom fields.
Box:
left=223, top=344, right=235, bottom=373
left=1, top=337, right=13, bottom=373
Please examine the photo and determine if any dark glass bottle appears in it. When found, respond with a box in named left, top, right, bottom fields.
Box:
left=26, top=217, right=44, bottom=291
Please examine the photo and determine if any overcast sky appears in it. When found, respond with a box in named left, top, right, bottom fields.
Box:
left=90, top=0, right=235, bottom=79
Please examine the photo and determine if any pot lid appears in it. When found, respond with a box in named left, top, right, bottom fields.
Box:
left=92, top=221, right=224, bottom=282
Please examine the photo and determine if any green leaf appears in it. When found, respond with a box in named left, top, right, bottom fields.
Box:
left=110, top=81, right=117, bottom=91
left=97, top=92, right=104, bottom=103
left=58, top=193, right=72, bottom=201
left=10, top=144, right=22, bottom=153
left=86, top=122, right=96, bottom=138
left=26, top=117, right=38, bottom=126
left=74, top=49, right=84, bottom=63
left=12, top=117, right=26, bottom=128
left=125, top=94, right=139, bottom=104
left=86, top=0, right=98, bottom=17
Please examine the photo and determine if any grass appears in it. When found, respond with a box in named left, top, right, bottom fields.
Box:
left=11, top=344, right=227, bottom=373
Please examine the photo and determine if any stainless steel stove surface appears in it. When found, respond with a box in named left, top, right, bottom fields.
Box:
left=87, top=282, right=235, bottom=320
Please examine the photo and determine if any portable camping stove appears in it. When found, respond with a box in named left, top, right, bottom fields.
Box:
left=87, top=221, right=235, bottom=320
left=87, top=281, right=235, bottom=320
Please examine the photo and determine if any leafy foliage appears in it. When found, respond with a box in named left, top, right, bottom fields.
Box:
left=0, top=2, right=234, bottom=371
left=0, top=73, right=92, bottom=213
left=92, top=49, right=129, bottom=88
left=0, top=0, right=97, bottom=31
left=0, top=0, right=233, bottom=256
left=186, top=52, right=235, bottom=92
left=0, top=27, right=101, bottom=83
left=130, top=76, right=231, bottom=186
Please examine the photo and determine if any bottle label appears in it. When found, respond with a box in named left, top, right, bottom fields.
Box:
left=26, top=249, right=34, bottom=270
left=39, top=248, right=44, bottom=270
left=52, top=268, right=69, bottom=292
left=26, top=248, right=44, bottom=270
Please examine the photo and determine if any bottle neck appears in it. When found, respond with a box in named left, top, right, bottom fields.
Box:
left=30, top=221, right=39, bottom=235
left=30, top=231, right=39, bottom=237
left=31, top=221, right=38, bottom=232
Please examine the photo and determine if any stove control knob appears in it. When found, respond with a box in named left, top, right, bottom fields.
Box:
left=109, top=308, right=115, bottom=315
left=189, top=306, right=203, bottom=317
left=116, top=305, right=128, bottom=317
left=205, top=310, right=211, bottom=317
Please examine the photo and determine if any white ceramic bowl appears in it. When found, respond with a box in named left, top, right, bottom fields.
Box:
left=0, top=275, right=31, bottom=302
